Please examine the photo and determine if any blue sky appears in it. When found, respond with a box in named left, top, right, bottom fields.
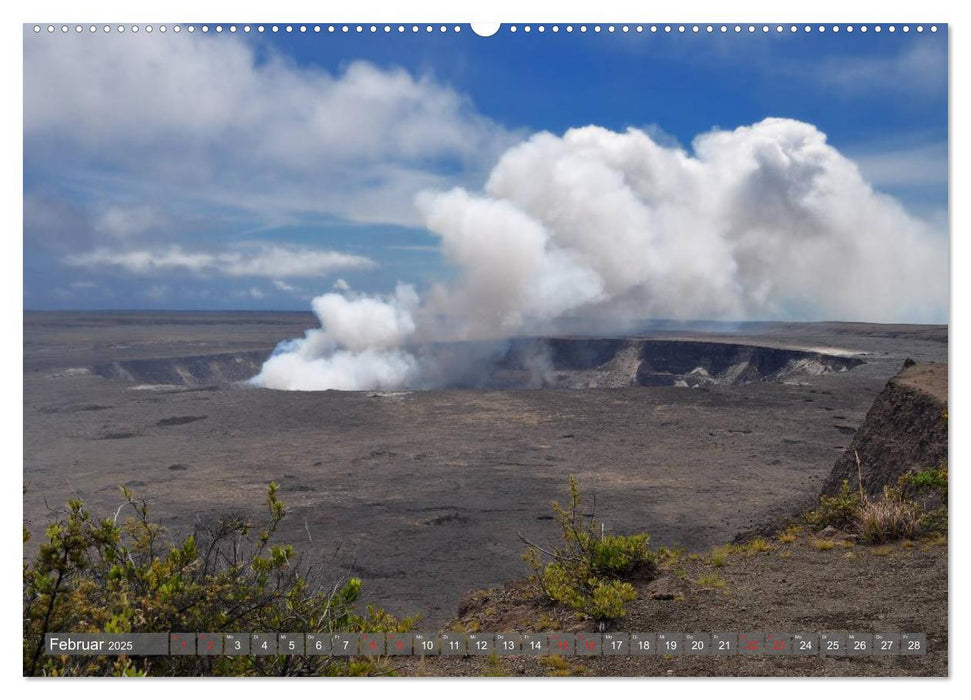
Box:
left=23, top=24, right=948, bottom=312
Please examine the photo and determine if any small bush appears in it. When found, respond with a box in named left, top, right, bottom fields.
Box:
left=898, top=466, right=948, bottom=500
left=523, top=476, right=656, bottom=622
left=23, top=484, right=415, bottom=677
left=806, top=480, right=862, bottom=531
left=585, top=580, right=638, bottom=620
left=812, top=539, right=835, bottom=551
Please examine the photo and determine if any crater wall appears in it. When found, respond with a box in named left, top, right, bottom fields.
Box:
left=89, top=338, right=863, bottom=390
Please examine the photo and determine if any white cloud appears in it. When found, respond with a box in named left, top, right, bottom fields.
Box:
left=815, top=42, right=946, bottom=95
left=93, top=205, right=166, bottom=240
left=847, top=141, right=948, bottom=190
left=606, top=32, right=946, bottom=100
left=384, top=245, right=442, bottom=253
left=24, top=31, right=518, bottom=228
left=64, top=244, right=375, bottom=279
left=273, top=280, right=297, bottom=293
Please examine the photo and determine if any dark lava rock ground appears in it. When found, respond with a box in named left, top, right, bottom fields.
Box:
left=23, top=313, right=947, bottom=627
left=407, top=535, right=947, bottom=677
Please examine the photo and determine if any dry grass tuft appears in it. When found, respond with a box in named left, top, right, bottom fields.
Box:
left=709, top=545, right=731, bottom=567
left=743, top=537, right=774, bottom=556
left=856, top=497, right=922, bottom=544
left=695, top=573, right=727, bottom=590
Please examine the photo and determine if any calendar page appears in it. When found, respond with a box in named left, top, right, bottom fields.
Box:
left=21, top=8, right=949, bottom=681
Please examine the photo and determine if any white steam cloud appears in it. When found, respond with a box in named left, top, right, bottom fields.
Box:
left=254, top=284, right=421, bottom=391
left=252, top=118, right=947, bottom=391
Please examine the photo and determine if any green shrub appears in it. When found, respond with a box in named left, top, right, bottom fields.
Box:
left=806, top=480, right=862, bottom=531
left=23, top=483, right=415, bottom=677
left=898, top=466, right=948, bottom=500
left=522, top=476, right=656, bottom=622
left=586, top=580, right=638, bottom=620
left=589, top=533, right=654, bottom=576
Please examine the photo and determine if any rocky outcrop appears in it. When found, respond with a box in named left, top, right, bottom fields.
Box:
left=821, top=362, right=947, bottom=498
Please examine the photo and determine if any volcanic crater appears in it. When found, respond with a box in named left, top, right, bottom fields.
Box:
left=87, top=337, right=863, bottom=391
left=23, top=312, right=945, bottom=625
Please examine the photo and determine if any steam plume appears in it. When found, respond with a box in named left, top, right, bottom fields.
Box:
left=252, top=118, right=947, bottom=391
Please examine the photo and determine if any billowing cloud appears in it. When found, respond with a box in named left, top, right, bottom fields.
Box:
left=253, top=118, right=948, bottom=391
left=255, top=284, right=421, bottom=390
left=423, top=118, right=947, bottom=325
left=24, top=30, right=517, bottom=228
left=64, top=244, right=375, bottom=279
